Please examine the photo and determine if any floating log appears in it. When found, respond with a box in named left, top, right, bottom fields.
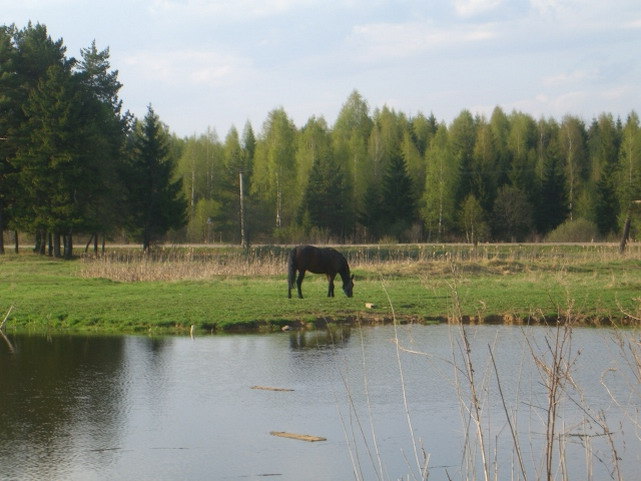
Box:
left=270, top=431, right=326, bottom=442
left=251, top=385, right=294, bottom=392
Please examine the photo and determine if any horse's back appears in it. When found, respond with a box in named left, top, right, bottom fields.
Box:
left=291, top=245, right=344, bottom=274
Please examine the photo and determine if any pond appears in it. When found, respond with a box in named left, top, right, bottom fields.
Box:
left=1, top=324, right=640, bottom=480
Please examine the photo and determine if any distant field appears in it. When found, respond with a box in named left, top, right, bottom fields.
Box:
left=2, top=243, right=641, bottom=333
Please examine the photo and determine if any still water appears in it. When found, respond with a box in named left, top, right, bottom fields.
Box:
left=1, top=325, right=640, bottom=481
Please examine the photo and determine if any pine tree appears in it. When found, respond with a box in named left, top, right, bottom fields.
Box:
left=380, top=148, right=416, bottom=240
left=15, top=62, right=88, bottom=257
left=536, top=153, right=568, bottom=234
left=300, top=150, right=350, bottom=240
left=358, top=183, right=384, bottom=241
left=492, top=185, right=533, bottom=242
left=125, top=106, right=187, bottom=251
left=0, top=25, right=17, bottom=253
left=589, top=114, right=621, bottom=236
left=76, top=40, right=129, bottom=249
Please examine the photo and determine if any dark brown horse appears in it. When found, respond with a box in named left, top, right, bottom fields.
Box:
left=288, top=245, right=354, bottom=298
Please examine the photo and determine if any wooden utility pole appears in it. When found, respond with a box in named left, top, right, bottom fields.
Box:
left=239, top=171, right=248, bottom=250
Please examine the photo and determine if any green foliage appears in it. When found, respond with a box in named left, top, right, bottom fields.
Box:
left=251, top=108, right=297, bottom=231
left=187, top=198, right=221, bottom=242
left=4, top=245, right=641, bottom=333
left=460, top=194, right=489, bottom=244
left=545, top=218, right=600, bottom=242
left=125, top=106, right=187, bottom=250
left=380, top=148, right=417, bottom=240
left=1, top=22, right=639, bottom=247
left=492, top=185, right=533, bottom=241
left=422, top=125, right=459, bottom=240
left=299, top=118, right=351, bottom=240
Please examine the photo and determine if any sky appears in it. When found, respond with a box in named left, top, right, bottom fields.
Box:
left=2, top=0, right=641, bottom=138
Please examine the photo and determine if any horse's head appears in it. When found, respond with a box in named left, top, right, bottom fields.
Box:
left=343, top=274, right=355, bottom=298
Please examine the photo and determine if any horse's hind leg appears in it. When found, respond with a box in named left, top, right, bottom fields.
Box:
left=327, top=274, right=335, bottom=297
left=288, top=269, right=295, bottom=298
left=296, top=271, right=305, bottom=299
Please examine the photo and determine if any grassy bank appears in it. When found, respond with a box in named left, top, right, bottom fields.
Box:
left=2, top=243, right=641, bottom=333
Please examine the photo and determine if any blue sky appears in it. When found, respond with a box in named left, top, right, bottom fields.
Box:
left=3, top=0, right=640, bottom=137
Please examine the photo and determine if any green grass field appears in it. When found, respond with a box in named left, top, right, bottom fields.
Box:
left=2, top=244, right=641, bottom=333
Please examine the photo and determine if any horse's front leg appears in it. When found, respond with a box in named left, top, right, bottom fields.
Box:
left=327, top=274, right=335, bottom=297
left=296, top=270, right=306, bottom=299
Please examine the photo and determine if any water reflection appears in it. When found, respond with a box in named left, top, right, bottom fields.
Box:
left=0, top=334, right=126, bottom=480
left=1, top=326, right=640, bottom=481
left=288, top=326, right=352, bottom=350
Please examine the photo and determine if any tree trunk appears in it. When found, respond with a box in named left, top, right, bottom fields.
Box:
left=53, top=232, right=61, bottom=258
left=34, top=230, right=46, bottom=255
left=14, top=230, right=18, bottom=254
left=620, top=213, right=632, bottom=254
left=34, top=231, right=41, bottom=253
left=84, top=233, right=94, bottom=253
left=63, top=232, right=73, bottom=259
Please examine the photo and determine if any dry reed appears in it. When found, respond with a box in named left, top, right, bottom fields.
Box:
left=77, top=243, right=641, bottom=283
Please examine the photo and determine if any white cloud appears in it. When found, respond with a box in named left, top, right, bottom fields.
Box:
left=122, top=49, right=251, bottom=87
left=148, top=0, right=319, bottom=19
left=625, top=18, right=641, bottom=29
left=453, top=0, right=503, bottom=17
left=542, top=69, right=595, bottom=86
left=349, top=21, right=497, bottom=60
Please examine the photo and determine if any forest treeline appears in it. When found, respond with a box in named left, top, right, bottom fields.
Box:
left=172, top=90, right=641, bottom=246
left=2, top=23, right=641, bottom=254
left=0, top=23, right=186, bottom=256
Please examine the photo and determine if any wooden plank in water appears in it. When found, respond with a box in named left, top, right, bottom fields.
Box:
left=251, top=385, right=294, bottom=392
left=270, top=431, right=326, bottom=442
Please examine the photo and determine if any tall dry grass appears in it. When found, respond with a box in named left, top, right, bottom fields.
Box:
left=336, top=279, right=641, bottom=481
left=78, top=243, right=641, bottom=282
left=78, top=248, right=285, bottom=281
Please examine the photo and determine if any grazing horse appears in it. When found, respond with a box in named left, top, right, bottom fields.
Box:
left=288, top=245, right=354, bottom=299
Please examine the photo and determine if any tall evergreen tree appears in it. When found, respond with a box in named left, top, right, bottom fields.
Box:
left=589, top=114, right=621, bottom=235
left=300, top=151, right=350, bottom=240
left=76, top=40, right=129, bottom=248
left=14, top=62, right=88, bottom=257
left=358, top=183, right=384, bottom=241
left=492, top=185, right=533, bottom=242
left=125, top=106, right=187, bottom=251
left=536, top=151, right=568, bottom=234
left=9, top=23, right=71, bottom=253
left=380, top=148, right=416, bottom=240
left=0, top=25, right=17, bottom=253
